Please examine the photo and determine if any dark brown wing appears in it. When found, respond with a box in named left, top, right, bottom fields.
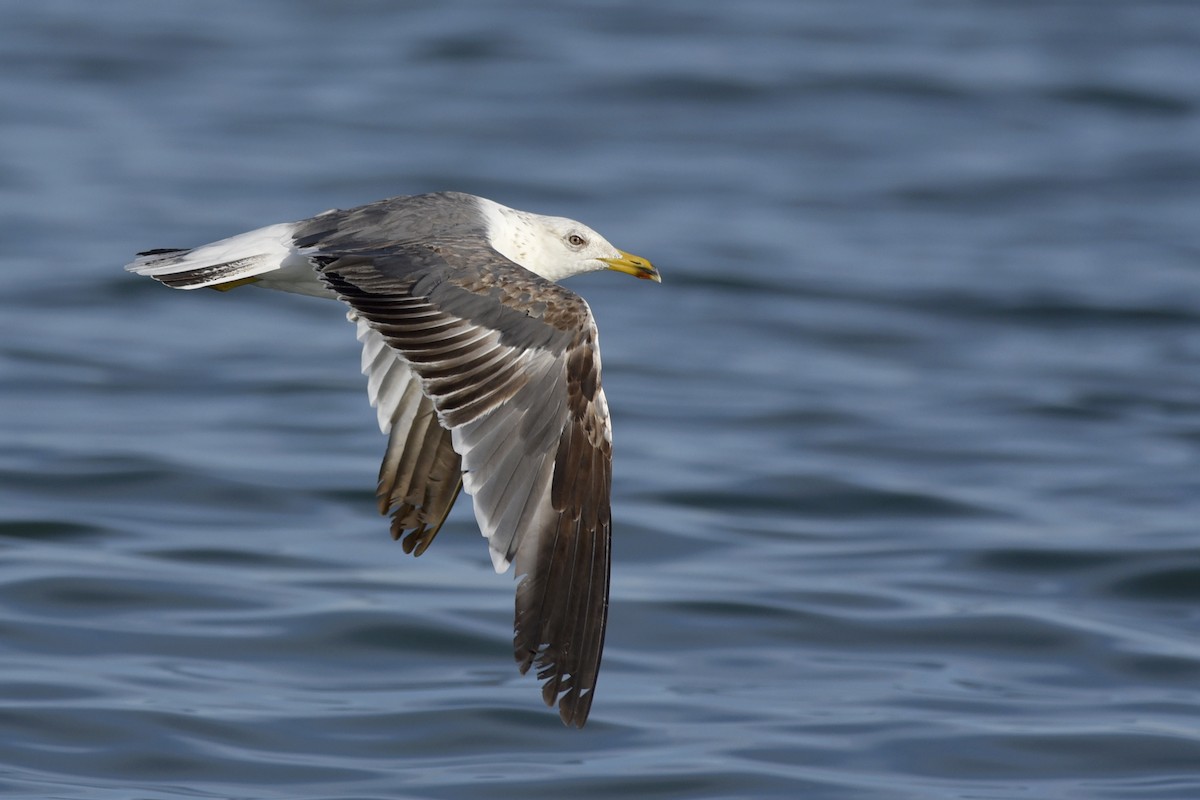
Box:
left=352, top=313, right=462, bottom=555
left=321, top=243, right=611, bottom=727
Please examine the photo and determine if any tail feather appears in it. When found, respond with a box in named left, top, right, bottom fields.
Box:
left=126, top=222, right=296, bottom=290
left=137, top=247, right=189, bottom=257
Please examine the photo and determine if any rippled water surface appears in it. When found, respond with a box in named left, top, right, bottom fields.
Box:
left=3, top=2, right=1200, bottom=798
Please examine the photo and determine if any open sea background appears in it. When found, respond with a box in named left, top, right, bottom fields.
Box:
left=2, top=1, right=1199, bottom=798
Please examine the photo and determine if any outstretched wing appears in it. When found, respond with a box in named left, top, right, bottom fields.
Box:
left=352, top=312, right=463, bottom=555
left=320, top=242, right=611, bottom=727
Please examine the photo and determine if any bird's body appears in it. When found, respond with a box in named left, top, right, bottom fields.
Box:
left=127, top=191, right=658, bottom=727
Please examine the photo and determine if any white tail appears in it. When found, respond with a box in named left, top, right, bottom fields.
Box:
left=125, top=222, right=297, bottom=290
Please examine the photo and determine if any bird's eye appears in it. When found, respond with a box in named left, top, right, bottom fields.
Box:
left=567, top=234, right=586, bottom=247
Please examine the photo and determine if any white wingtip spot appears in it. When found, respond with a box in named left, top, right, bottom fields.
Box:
left=489, top=546, right=511, bottom=574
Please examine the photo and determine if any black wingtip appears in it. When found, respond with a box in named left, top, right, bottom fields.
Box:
left=557, top=689, right=593, bottom=728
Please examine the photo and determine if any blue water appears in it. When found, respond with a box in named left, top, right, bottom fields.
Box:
left=3, top=1, right=1200, bottom=798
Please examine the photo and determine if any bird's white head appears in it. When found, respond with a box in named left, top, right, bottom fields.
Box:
left=476, top=197, right=659, bottom=284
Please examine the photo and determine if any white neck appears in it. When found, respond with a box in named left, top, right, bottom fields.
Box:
left=474, top=197, right=580, bottom=282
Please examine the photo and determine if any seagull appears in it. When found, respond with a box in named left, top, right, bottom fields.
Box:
left=126, top=191, right=659, bottom=727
